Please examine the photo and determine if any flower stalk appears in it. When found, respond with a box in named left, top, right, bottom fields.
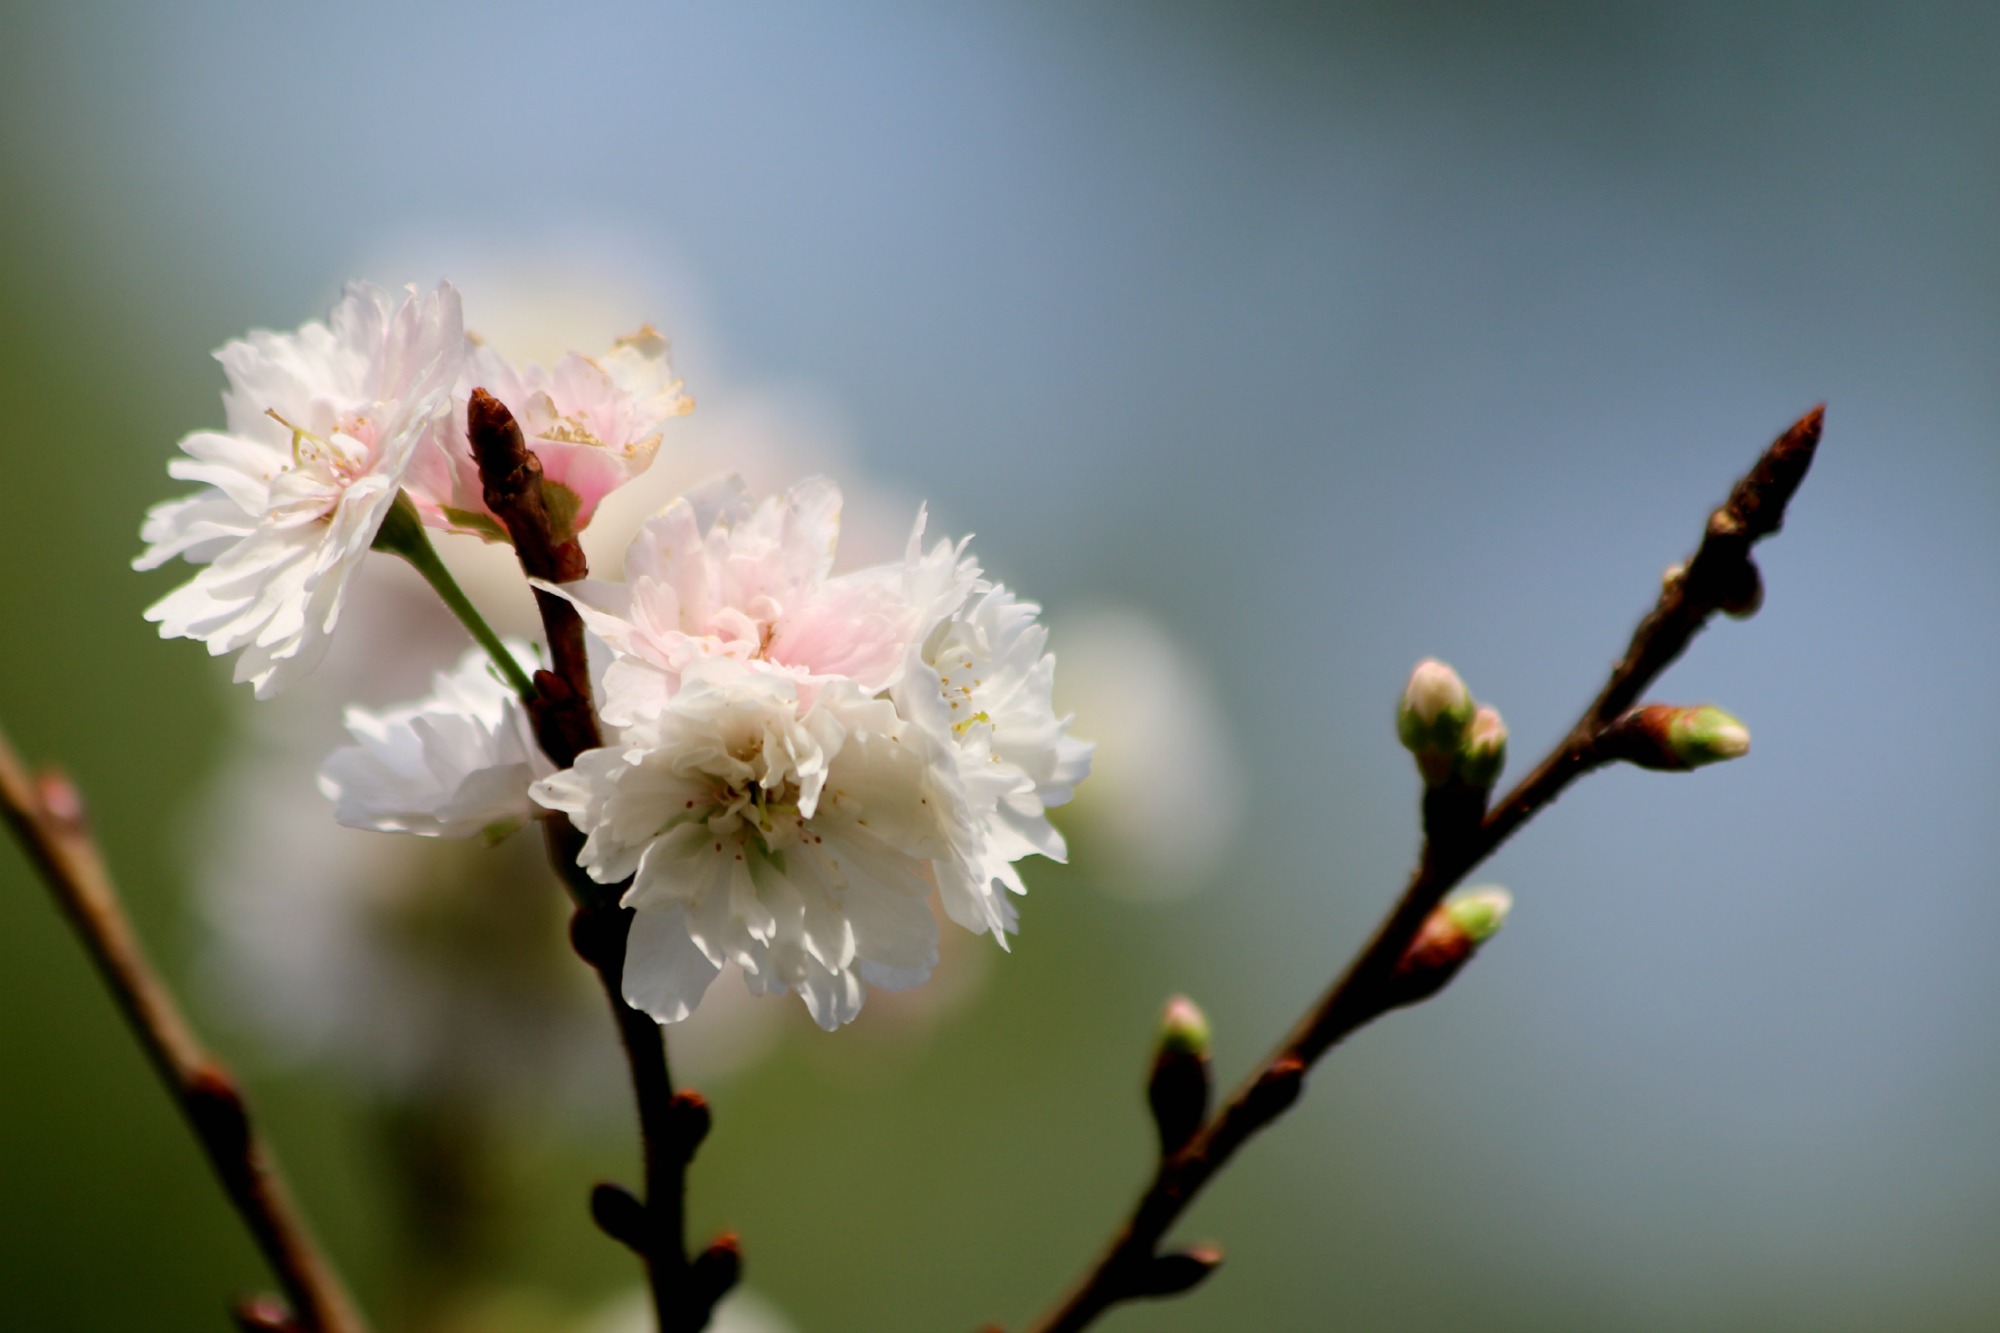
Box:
left=371, top=490, right=537, bottom=700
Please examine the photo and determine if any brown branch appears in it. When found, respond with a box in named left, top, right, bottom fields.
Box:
left=0, top=724, right=366, bottom=1333
left=1019, top=406, right=1824, bottom=1333
left=467, top=389, right=733, bottom=1333
left=466, top=388, right=599, bottom=769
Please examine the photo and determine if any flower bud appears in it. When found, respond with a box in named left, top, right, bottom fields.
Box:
left=1157, top=995, right=1211, bottom=1058
left=231, top=1296, right=295, bottom=1333
left=591, top=1182, right=648, bottom=1254
left=1670, top=704, right=1751, bottom=764
left=1134, top=1246, right=1224, bottom=1298
left=690, top=1231, right=744, bottom=1310
left=35, top=769, right=86, bottom=828
left=1455, top=705, right=1508, bottom=790
left=1148, top=996, right=1212, bottom=1158
left=1716, top=559, right=1765, bottom=619
left=1397, top=659, right=1475, bottom=784
left=1384, top=886, right=1513, bottom=1010
left=1439, top=885, right=1512, bottom=945
left=1244, top=1056, right=1307, bottom=1121
left=1601, top=704, right=1751, bottom=771
left=668, top=1089, right=714, bottom=1156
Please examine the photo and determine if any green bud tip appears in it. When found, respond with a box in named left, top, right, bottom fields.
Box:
left=1441, top=886, right=1512, bottom=945
left=1159, top=996, right=1212, bottom=1058
left=1397, top=659, right=1475, bottom=755
left=1456, top=704, right=1508, bottom=787
left=1668, top=705, right=1751, bottom=766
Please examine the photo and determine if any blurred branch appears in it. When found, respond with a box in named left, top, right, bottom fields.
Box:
left=1017, top=406, right=1824, bottom=1333
left=0, top=723, right=366, bottom=1333
left=468, top=389, right=734, bottom=1333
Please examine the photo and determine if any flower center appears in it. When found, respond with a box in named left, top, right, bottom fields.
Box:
left=938, top=653, right=987, bottom=734
left=536, top=414, right=605, bottom=450
left=266, top=408, right=375, bottom=484
left=689, top=773, right=817, bottom=860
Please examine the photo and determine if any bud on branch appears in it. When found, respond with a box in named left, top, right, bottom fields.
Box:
left=1381, top=885, right=1514, bottom=1012
left=1130, top=1246, right=1223, bottom=1299
left=1397, top=659, right=1476, bottom=786
left=690, top=1232, right=744, bottom=1313
left=592, top=1182, right=650, bottom=1255
left=1598, top=704, right=1751, bottom=771
left=1456, top=705, right=1508, bottom=791
left=1148, top=997, right=1212, bottom=1158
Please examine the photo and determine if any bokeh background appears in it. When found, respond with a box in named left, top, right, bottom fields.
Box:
left=5, top=4, right=2000, bottom=1331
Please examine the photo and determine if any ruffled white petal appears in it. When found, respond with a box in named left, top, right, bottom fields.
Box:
left=136, top=281, right=465, bottom=697
left=318, top=640, right=548, bottom=838
left=533, top=658, right=961, bottom=1027
left=622, top=903, right=723, bottom=1024
left=534, top=478, right=1087, bottom=1028
left=893, top=585, right=1094, bottom=942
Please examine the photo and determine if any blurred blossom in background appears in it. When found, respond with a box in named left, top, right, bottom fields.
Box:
left=5, top=4, right=2000, bottom=1332
left=1054, top=606, right=1245, bottom=901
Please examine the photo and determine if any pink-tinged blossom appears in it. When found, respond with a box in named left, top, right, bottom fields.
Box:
left=405, top=327, right=690, bottom=543
left=135, top=282, right=464, bottom=697
left=546, top=475, right=977, bottom=727
left=532, top=476, right=1088, bottom=1028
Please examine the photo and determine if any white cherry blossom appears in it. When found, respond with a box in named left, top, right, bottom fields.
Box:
left=531, top=476, right=1089, bottom=1028
left=135, top=282, right=464, bottom=697
left=190, top=560, right=783, bottom=1102
left=895, top=587, right=1093, bottom=940
left=318, top=640, right=550, bottom=840
left=533, top=658, right=949, bottom=1030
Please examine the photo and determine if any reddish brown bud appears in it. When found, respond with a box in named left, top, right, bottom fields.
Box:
left=1599, top=704, right=1750, bottom=771
left=231, top=1296, right=299, bottom=1332
left=185, top=1063, right=251, bottom=1157
left=1148, top=997, right=1212, bottom=1158
left=1133, top=1245, right=1224, bottom=1299
left=590, top=1181, right=648, bottom=1254
left=35, top=769, right=86, bottom=829
left=1246, top=1057, right=1306, bottom=1121
left=692, top=1231, right=744, bottom=1309
left=669, top=1089, right=713, bottom=1159
left=1715, top=558, right=1764, bottom=619
left=1383, top=887, right=1512, bottom=1011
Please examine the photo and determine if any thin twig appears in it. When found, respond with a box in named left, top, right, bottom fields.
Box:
left=1020, top=406, right=1824, bottom=1333
left=0, top=722, right=366, bottom=1333
left=467, top=388, right=734, bottom=1333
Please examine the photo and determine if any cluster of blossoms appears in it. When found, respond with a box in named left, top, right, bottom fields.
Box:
left=139, top=280, right=1089, bottom=1030
left=529, top=478, right=1091, bottom=1026
left=136, top=281, right=685, bottom=697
